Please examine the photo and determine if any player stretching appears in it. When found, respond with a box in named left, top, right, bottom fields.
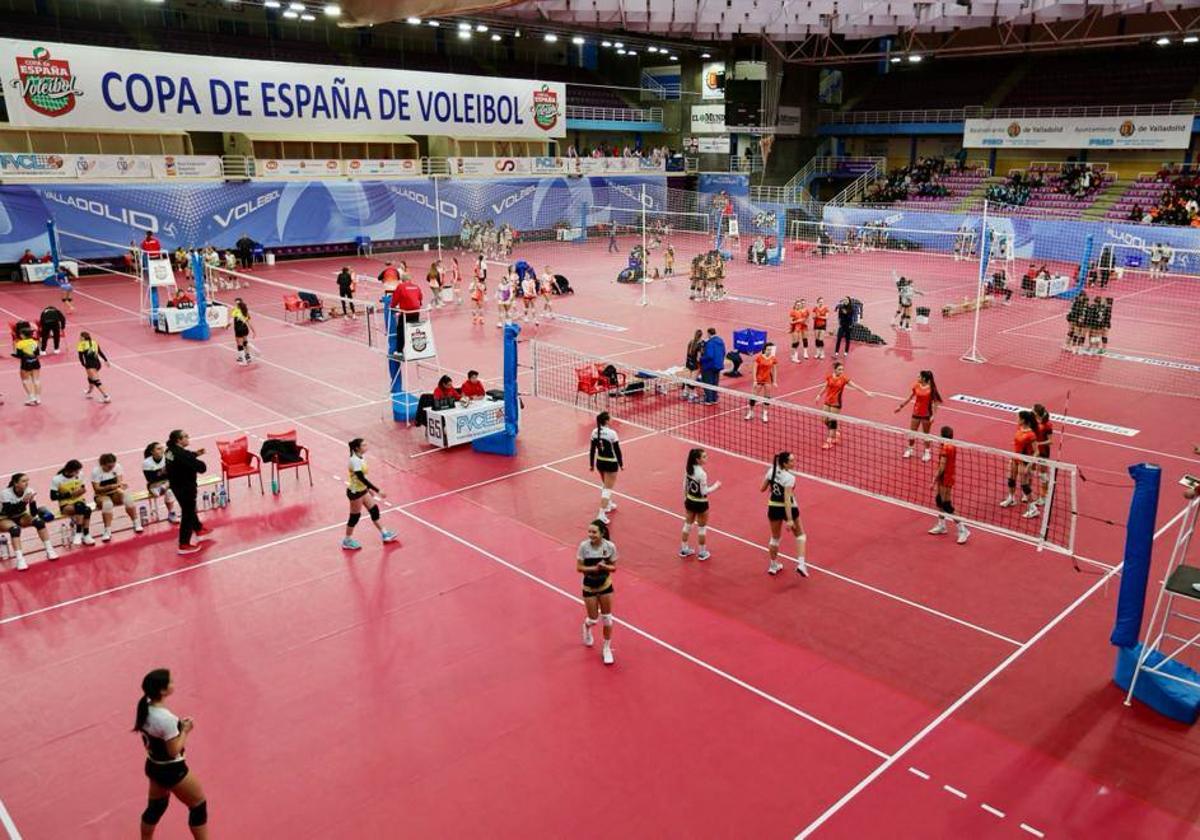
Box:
left=894, top=370, right=942, bottom=461
left=1000, top=411, right=1041, bottom=519
left=789, top=298, right=810, bottom=362
left=815, top=361, right=873, bottom=449
left=929, top=426, right=969, bottom=544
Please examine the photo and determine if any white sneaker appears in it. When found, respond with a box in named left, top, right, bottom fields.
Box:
left=14, top=552, right=27, bottom=571
left=84, top=390, right=93, bottom=398
left=956, top=526, right=970, bottom=545
left=101, top=395, right=111, bottom=404
left=605, top=502, right=617, bottom=513
left=999, top=496, right=1016, bottom=508
left=761, top=411, right=768, bottom=423
left=168, top=512, right=180, bottom=523
left=44, top=542, right=58, bottom=561
left=767, top=560, right=783, bottom=575
left=1022, top=505, right=1040, bottom=519
left=602, top=644, right=614, bottom=665
left=922, top=449, right=931, bottom=462
left=133, top=521, right=144, bottom=534
left=744, top=410, right=753, bottom=421
left=929, top=523, right=947, bottom=535
left=697, top=550, right=710, bottom=561
left=81, top=534, right=95, bottom=546
left=795, top=559, right=809, bottom=577
left=679, top=545, right=695, bottom=558
left=903, top=447, right=914, bottom=459
left=72, top=531, right=82, bottom=546
left=101, top=529, right=112, bottom=542
left=582, top=621, right=594, bottom=647
left=597, top=511, right=610, bottom=525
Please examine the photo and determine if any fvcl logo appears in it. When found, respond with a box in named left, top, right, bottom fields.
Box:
left=456, top=407, right=504, bottom=435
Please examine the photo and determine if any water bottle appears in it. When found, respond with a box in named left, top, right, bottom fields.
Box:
left=0, top=534, right=10, bottom=560
left=59, top=522, right=71, bottom=547
left=271, top=476, right=280, bottom=495
left=218, top=483, right=228, bottom=508
left=138, top=503, right=150, bottom=527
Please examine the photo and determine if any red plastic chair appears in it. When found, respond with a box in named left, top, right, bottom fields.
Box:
left=216, top=435, right=264, bottom=494
left=282, top=295, right=310, bottom=324
left=574, top=366, right=607, bottom=407
left=265, top=429, right=312, bottom=489
left=594, top=363, right=627, bottom=392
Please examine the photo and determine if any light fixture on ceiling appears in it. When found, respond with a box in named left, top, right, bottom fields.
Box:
left=669, top=55, right=678, bottom=61
left=700, top=52, right=711, bottom=58
left=627, top=50, right=637, bottom=56
left=491, top=33, right=501, bottom=41
left=323, top=3, right=339, bottom=16
left=405, top=16, right=420, bottom=24
left=602, top=40, right=612, bottom=47
left=613, top=41, right=623, bottom=49
left=544, top=33, right=558, bottom=42
left=458, top=22, right=471, bottom=31
left=1156, top=36, right=1171, bottom=45
left=616, top=48, right=626, bottom=55
left=572, top=36, right=585, bottom=45
left=889, top=56, right=901, bottom=63
left=264, top=0, right=281, bottom=7
left=458, top=30, right=471, bottom=39
left=300, top=12, right=314, bottom=20
left=1184, top=35, right=1199, bottom=43
left=287, top=1, right=303, bottom=9
left=648, top=46, right=658, bottom=52
left=907, top=54, right=922, bottom=62
left=282, top=9, right=298, bottom=18
left=476, top=24, right=487, bottom=32
left=428, top=20, right=440, bottom=27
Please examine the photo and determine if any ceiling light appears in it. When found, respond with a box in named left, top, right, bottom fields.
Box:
left=458, top=22, right=470, bottom=30
left=476, top=24, right=487, bottom=32
left=1156, top=36, right=1171, bottom=45
left=458, top=30, right=471, bottom=39
left=288, top=2, right=303, bottom=9
left=427, top=20, right=439, bottom=26
left=907, top=54, right=922, bottom=62
left=1184, top=35, right=1199, bottom=43
left=613, top=41, right=623, bottom=49
left=572, top=36, right=585, bottom=45
left=145, top=0, right=164, bottom=4
left=282, top=9, right=298, bottom=18
left=701, top=52, right=711, bottom=58
left=300, top=12, right=314, bottom=20
left=514, top=28, right=521, bottom=37
left=648, top=46, right=658, bottom=52
left=602, top=40, right=612, bottom=47
left=405, top=16, right=420, bottom=24
left=616, top=48, right=626, bottom=55
left=669, top=55, right=678, bottom=61
left=264, top=0, right=280, bottom=6
left=544, top=33, right=558, bottom=42
left=889, top=56, right=901, bottom=63
left=491, top=33, right=501, bottom=41
left=627, top=50, right=637, bottom=56
left=322, top=3, right=339, bottom=16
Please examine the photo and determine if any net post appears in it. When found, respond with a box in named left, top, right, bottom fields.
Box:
left=433, top=175, right=444, bottom=265
left=578, top=201, right=589, bottom=245
left=180, top=251, right=211, bottom=341
left=961, top=199, right=989, bottom=364
left=531, top=340, right=540, bottom=398
left=1037, top=462, right=1058, bottom=550
left=45, top=219, right=60, bottom=276
left=640, top=184, right=649, bottom=307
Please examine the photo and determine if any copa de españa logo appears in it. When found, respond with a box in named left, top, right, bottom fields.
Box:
left=532, top=84, right=559, bottom=132
left=12, top=46, right=83, bottom=117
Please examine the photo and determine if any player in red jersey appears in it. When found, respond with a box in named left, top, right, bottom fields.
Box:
left=1031, top=403, right=1054, bottom=505
left=1000, top=410, right=1040, bottom=519
left=746, top=342, right=778, bottom=423
left=789, top=298, right=810, bottom=362
left=810, top=297, right=829, bottom=359
left=814, top=361, right=873, bottom=449
left=929, top=426, right=969, bottom=544
left=894, top=370, right=943, bottom=462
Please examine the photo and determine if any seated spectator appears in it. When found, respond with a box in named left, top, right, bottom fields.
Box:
left=18, top=249, right=38, bottom=265
left=297, top=291, right=325, bottom=321
left=432, top=375, right=461, bottom=407
left=460, top=370, right=486, bottom=400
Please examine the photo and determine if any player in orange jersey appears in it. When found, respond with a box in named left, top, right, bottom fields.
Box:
left=1000, top=410, right=1040, bottom=519
left=810, top=297, right=829, bottom=359
left=929, top=426, right=969, bottom=544
left=746, top=342, right=778, bottom=423
left=814, top=361, right=873, bottom=449
left=894, top=369, right=943, bottom=462
left=789, top=298, right=810, bottom=362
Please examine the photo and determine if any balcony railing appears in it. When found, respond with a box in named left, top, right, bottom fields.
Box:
left=566, top=105, right=664, bottom=123
left=819, top=100, right=1198, bottom=125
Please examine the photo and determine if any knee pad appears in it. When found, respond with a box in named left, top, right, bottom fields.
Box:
left=801, top=338, right=809, bottom=347
left=99, top=496, right=113, bottom=513
left=768, top=538, right=780, bottom=547
left=8, top=525, right=20, bottom=539
left=943, top=501, right=955, bottom=515
left=90, top=377, right=103, bottom=387
left=696, top=526, right=707, bottom=539
left=1007, top=478, right=1016, bottom=490
left=600, top=613, right=614, bottom=628
left=347, top=512, right=361, bottom=528
left=829, top=420, right=838, bottom=431
left=791, top=339, right=799, bottom=348
left=934, top=497, right=946, bottom=512
left=825, top=417, right=834, bottom=430
left=368, top=505, right=381, bottom=522
left=815, top=339, right=824, bottom=348
left=188, top=801, right=208, bottom=827
left=77, top=502, right=92, bottom=519
left=142, top=797, right=170, bottom=825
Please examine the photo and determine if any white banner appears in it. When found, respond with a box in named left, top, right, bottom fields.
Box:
left=702, top=61, right=725, bottom=100
left=0, top=152, right=72, bottom=176
left=146, top=256, right=176, bottom=288
left=576, top=157, right=665, bottom=174
left=0, top=38, right=566, bottom=139
left=155, top=155, right=222, bottom=178
left=777, top=106, right=802, bottom=136
left=345, top=158, right=420, bottom=177
left=963, top=116, right=1192, bottom=150
left=258, top=158, right=342, bottom=177
left=74, top=154, right=154, bottom=179
left=402, top=318, right=437, bottom=361
left=450, top=156, right=531, bottom=177
left=690, top=136, right=730, bottom=154
left=690, top=104, right=727, bottom=134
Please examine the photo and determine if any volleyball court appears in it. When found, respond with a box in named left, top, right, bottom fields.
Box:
left=2, top=210, right=1200, bottom=839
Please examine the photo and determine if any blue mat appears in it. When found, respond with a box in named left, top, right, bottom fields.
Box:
left=1113, top=643, right=1200, bottom=724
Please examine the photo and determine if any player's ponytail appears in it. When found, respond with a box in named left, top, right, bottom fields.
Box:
left=1018, top=409, right=1037, bottom=429
left=596, top=411, right=610, bottom=435
left=348, top=437, right=364, bottom=455
left=922, top=370, right=943, bottom=404
left=591, top=518, right=610, bottom=541
left=686, top=448, right=703, bottom=477
left=133, top=668, right=171, bottom=733
left=8, top=472, right=25, bottom=489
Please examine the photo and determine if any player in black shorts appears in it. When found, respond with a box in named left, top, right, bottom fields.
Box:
left=577, top=519, right=618, bottom=665
left=761, top=451, right=808, bottom=577
left=133, top=668, right=209, bottom=838
left=588, top=411, right=623, bottom=524
left=681, top=448, right=721, bottom=561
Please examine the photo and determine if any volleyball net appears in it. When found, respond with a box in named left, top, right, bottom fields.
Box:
left=530, top=340, right=1078, bottom=555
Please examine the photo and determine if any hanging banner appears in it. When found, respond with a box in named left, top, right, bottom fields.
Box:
left=690, top=104, right=726, bottom=134
left=156, top=155, right=223, bottom=178
left=345, top=158, right=420, bottom=177
left=0, top=38, right=566, bottom=139
left=74, top=154, right=154, bottom=179
left=690, top=136, right=730, bottom=154
left=258, top=158, right=342, bottom=177
left=702, top=61, right=725, bottom=100
left=963, top=116, right=1191, bottom=150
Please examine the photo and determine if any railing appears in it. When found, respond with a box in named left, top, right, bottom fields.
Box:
left=729, top=155, right=763, bottom=174
left=639, top=71, right=679, bottom=101
left=221, top=155, right=253, bottom=178
left=565, top=105, right=665, bottom=123
left=827, top=158, right=890, bottom=206
left=819, top=100, right=1198, bottom=125
left=752, top=155, right=887, bottom=206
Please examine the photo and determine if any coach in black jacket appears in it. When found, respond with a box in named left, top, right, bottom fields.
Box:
left=166, top=429, right=207, bottom=555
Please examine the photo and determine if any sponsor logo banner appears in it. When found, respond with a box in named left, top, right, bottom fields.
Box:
left=950, top=394, right=1139, bottom=436
left=690, top=103, right=726, bottom=134
left=1, top=153, right=221, bottom=179
left=156, top=155, right=222, bottom=178
left=345, top=158, right=420, bottom=176
left=259, top=158, right=341, bottom=177
left=0, top=38, right=566, bottom=139
left=963, top=116, right=1191, bottom=150
left=701, top=61, right=725, bottom=100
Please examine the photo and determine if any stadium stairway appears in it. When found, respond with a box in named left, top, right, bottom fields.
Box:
left=1081, top=178, right=1129, bottom=220
left=955, top=175, right=999, bottom=212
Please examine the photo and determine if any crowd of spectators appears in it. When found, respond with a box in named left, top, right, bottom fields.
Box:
left=1128, top=168, right=1200, bottom=227
left=1050, top=163, right=1105, bottom=200
left=986, top=171, right=1037, bottom=207
left=866, top=156, right=951, bottom=203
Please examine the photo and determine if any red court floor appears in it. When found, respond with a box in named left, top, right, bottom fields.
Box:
left=1, top=235, right=1199, bottom=838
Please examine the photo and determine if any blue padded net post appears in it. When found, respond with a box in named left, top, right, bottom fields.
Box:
left=180, top=251, right=211, bottom=342
left=472, top=322, right=520, bottom=456
left=1110, top=463, right=1163, bottom=647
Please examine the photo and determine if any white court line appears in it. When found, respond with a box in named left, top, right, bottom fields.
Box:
left=943, top=784, right=967, bottom=799
left=794, top=559, right=1123, bottom=838
left=981, top=803, right=1006, bottom=819
left=0, top=796, right=21, bottom=840
left=542, top=465, right=1023, bottom=647
left=1020, top=824, right=1045, bottom=838
left=395, top=507, right=891, bottom=760
left=907, top=767, right=930, bottom=780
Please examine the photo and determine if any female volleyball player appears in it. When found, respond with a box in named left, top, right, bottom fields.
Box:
left=789, top=298, right=810, bottom=361
left=57, top=268, right=75, bottom=313
left=811, top=297, right=829, bottom=359
left=496, top=268, right=515, bottom=328
left=1, top=473, right=59, bottom=571
left=449, top=256, right=463, bottom=305
left=814, top=361, right=873, bottom=449
left=143, top=442, right=180, bottom=524
left=1000, top=410, right=1041, bottom=519
left=469, top=269, right=487, bottom=326
left=133, top=668, right=209, bottom=839
left=13, top=325, right=42, bottom=406
left=425, top=261, right=443, bottom=308
left=92, top=453, right=144, bottom=541
left=577, top=519, right=618, bottom=665
left=77, top=331, right=112, bottom=403
left=1065, top=291, right=1087, bottom=351
left=166, top=430, right=207, bottom=555
left=50, top=460, right=94, bottom=547
left=539, top=265, right=555, bottom=319
left=343, top=438, right=398, bottom=551
left=894, top=369, right=943, bottom=461
left=761, top=451, right=807, bottom=576
left=681, top=448, right=720, bottom=561
left=520, top=267, right=539, bottom=323
left=683, top=329, right=704, bottom=401
left=929, top=426, right=969, bottom=544
left=230, top=299, right=255, bottom=365
left=746, top=341, right=778, bottom=423
left=588, top=411, right=622, bottom=524
left=1032, top=403, right=1054, bottom=506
